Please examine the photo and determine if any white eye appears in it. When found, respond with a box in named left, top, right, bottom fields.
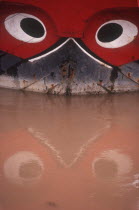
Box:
left=92, top=150, right=133, bottom=179
left=95, top=20, right=138, bottom=48
left=3, top=151, right=44, bottom=185
left=4, top=13, right=46, bottom=43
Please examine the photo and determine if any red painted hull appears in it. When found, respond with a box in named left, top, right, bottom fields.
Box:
left=0, top=0, right=139, bottom=94
left=0, top=0, right=139, bottom=65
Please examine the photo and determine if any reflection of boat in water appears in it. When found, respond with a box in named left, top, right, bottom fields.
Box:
left=0, top=89, right=139, bottom=210
left=0, top=0, right=139, bottom=94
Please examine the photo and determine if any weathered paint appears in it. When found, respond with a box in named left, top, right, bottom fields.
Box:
left=0, top=0, right=139, bottom=94
left=0, top=40, right=139, bottom=95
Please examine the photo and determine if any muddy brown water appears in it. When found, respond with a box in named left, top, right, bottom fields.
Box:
left=0, top=88, right=139, bottom=210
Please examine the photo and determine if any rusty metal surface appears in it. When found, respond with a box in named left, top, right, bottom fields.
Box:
left=0, top=40, right=139, bottom=95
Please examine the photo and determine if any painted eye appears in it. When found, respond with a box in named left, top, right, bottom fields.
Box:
left=4, top=13, right=46, bottom=43
left=95, top=20, right=138, bottom=48
left=3, top=151, right=44, bottom=185
left=92, top=150, right=133, bottom=179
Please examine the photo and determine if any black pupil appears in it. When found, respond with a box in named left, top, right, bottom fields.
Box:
left=20, top=18, right=45, bottom=38
left=97, top=23, right=123, bottom=42
left=94, top=159, right=118, bottom=179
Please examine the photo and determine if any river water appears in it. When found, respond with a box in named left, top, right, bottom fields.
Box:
left=0, top=88, right=139, bottom=210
